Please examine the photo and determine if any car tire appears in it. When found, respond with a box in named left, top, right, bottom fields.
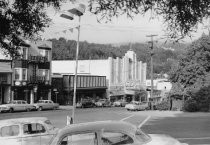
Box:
left=9, top=108, right=13, bottom=113
left=38, top=107, right=42, bottom=111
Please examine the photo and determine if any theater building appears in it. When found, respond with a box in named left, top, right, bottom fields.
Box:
left=52, top=50, right=147, bottom=103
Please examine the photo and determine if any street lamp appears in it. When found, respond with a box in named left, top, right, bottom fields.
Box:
left=60, top=3, right=86, bottom=124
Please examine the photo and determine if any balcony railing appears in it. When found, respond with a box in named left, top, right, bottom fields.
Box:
left=28, top=55, right=48, bottom=63
left=29, top=76, right=49, bottom=84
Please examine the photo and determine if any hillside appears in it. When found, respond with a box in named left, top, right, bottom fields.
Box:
left=50, top=37, right=188, bottom=78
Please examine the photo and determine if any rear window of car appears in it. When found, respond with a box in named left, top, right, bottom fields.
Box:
left=0, top=125, right=20, bottom=137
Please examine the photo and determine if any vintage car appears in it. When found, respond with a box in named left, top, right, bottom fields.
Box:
left=33, top=100, right=59, bottom=111
left=125, top=101, right=142, bottom=111
left=0, top=117, right=59, bottom=145
left=113, top=100, right=127, bottom=107
left=49, top=120, right=187, bottom=145
left=125, top=101, right=151, bottom=111
left=95, top=99, right=111, bottom=107
left=0, top=100, right=36, bottom=113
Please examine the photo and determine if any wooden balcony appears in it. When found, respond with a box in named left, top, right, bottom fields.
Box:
left=28, top=55, right=48, bottom=63
left=29, top=76, right=49, bottom=85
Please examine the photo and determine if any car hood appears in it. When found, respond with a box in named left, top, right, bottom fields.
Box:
left=147, top=134, right=188, bottom=145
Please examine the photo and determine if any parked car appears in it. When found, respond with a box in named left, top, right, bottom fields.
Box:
left=0, top=100, right=35, bottom=113
left=0, top=117, right=59, bottom=145
left=125, top=101, right=142, bottom=111
left=33, top=100, right=59, bottom=111
left=113, top=100, right=127, bottom=107
left=95, top=99, right=111, bottom=107
left=139, top=101, right=151, bottom=110
left=49, top=120, right=187, bottom=145
left=76, top=99, right=96, bottom=108
left=125, top=101, right=151, bottom=111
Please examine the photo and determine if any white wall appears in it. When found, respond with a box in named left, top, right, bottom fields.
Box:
left=52, top=59, right=110, bottom=79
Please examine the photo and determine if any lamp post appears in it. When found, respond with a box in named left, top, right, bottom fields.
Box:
left=60, top=4, right=85, bottom=124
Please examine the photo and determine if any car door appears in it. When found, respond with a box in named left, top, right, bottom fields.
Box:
left=0, top=124, right=21, bottom=145
left=40, top=124, right=55, bottom=145
left=48, top=101, right=53, bottom=109
left=58, top=131, right=99, bottom=145
left=21, top=123, right=41, bottom=145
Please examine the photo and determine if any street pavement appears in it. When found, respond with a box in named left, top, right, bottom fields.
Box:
left=0, top=107, right=209, bottom=145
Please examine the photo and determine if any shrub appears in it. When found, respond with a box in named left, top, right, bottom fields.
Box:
left=155, top=101, right=170, bottom=111
left=184, top=99, right=199, bottom=112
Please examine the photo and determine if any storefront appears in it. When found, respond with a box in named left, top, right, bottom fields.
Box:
left=52, top=75, right=107, bottom=105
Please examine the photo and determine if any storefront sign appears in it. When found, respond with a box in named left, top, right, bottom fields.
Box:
left=125, top=81, right=142, bottom=90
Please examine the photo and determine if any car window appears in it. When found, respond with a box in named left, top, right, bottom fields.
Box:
left=60, top=132, right=97, bottom=145
left=22, top=101, right=26, bottom=104
left=23, top=123, right=46, bottom=135
left=17, top=101, right=22, bottom=104
left=0, top=125, right=19, bottom=137
left=101, top=132, right=133, bottom=145
left=11, top=101, right=16, bottom=104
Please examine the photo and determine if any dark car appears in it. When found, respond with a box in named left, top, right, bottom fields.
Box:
left=78, top=99, right=96, bottom=108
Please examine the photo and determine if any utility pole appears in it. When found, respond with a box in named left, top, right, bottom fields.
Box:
left=146, top=34, right=157, bottom=103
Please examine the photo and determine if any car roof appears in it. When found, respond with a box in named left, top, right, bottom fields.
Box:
left=58, top=120, right=137, bottom=136
left=0, top=117, right=48, bottom=126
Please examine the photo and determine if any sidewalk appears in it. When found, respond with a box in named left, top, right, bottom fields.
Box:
left=59, top=105, right=73, bottom=110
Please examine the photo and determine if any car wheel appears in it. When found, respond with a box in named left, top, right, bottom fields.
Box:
left=9, top=108, right=13, bottom=113
left=26, top=108, right=30, bottom=112
left=38, top=107, right=42, bottom=111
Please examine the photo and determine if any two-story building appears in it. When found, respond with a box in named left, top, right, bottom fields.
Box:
left=11, top=40, right=52, bottom=104
left=0, top=52, right=12, bottom=104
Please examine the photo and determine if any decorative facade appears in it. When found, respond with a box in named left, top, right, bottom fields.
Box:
left=52, top=50, right=147, bottom=102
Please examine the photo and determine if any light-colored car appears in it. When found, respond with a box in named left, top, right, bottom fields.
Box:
left=95, top=99, right=111, bottom=107
left=125, top=101, right=142, bottom=111
left=49, top=120, right=187, bottom=145
left=113, top=100, right=127, bottom=107
left=0, top=117, right=59, bottom=145
left=33, top=100, right=59, bottom=111
left=0, top=100, right=35, bottom=113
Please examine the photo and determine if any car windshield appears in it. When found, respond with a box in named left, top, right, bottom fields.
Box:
left=37, top=100, right=44, bottom=103
left=135, top=128, right=151, bottom=143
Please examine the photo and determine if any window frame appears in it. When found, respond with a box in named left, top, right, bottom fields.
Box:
left=0, top=125, right=20, bottom=137
left=14, top=68, right=28, bottom=81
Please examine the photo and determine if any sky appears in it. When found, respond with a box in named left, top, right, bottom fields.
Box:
left=41, top=0, right=210, bottom=44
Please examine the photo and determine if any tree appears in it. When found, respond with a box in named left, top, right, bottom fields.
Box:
left=169, top=35, right=210, bottom=111
left=0, top=0, right=63, bottom=57
left=89, top=0, right=210, bottom=41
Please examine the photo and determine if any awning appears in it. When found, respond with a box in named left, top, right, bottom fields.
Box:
left=0, top=62, right=12, bottom=73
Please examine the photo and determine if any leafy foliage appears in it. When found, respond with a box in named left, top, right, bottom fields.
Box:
left=155, top=101, right=170, bottom=110
left=184, top=99, right=199, bottom=112
left=0, top=0, right=64, bottom=57
left=169, top=35, right=210, bottom=111
left=89, top=0, right=210, bottom=41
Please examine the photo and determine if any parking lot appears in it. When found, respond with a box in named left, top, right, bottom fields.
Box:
left=0, top=107, right=209, bottom=145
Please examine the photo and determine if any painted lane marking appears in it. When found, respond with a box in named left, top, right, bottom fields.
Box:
left=120, top=115, right=135, bottom=121
left=138, top=115, right=151, bottom=128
